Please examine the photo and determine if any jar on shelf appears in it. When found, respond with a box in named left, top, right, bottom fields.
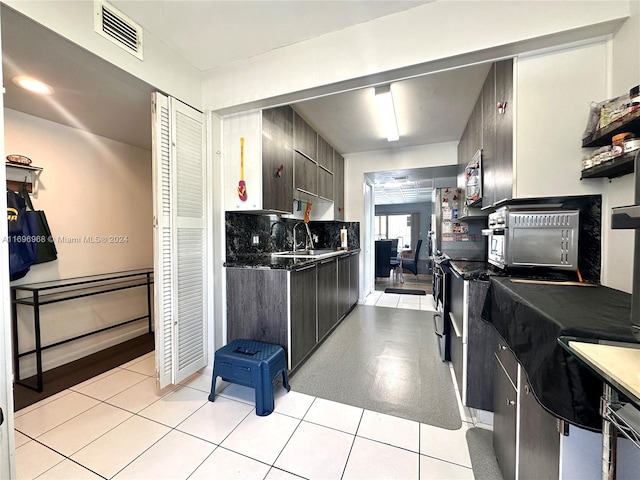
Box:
left=612, top=132, right=632, bottom=157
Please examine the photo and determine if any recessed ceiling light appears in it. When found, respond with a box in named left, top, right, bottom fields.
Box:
left=12, top=76, right=54, bottom=95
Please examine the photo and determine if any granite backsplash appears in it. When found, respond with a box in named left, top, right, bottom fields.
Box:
left=226, top=212, right=360, bottom=260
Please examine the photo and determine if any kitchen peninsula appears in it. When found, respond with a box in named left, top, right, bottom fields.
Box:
left=482, top=276, right=639, bottom=479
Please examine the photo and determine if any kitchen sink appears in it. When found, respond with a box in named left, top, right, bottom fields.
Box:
left=271, top=249, right=343, bottom=259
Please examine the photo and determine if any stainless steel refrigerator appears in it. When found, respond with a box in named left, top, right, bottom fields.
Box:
left=431, top=187, right=485, bottom=261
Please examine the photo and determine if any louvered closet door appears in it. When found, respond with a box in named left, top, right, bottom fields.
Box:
left=152, top=92, right=207, bottom=388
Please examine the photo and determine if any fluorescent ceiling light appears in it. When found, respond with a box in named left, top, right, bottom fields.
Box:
left=374, top=85, right=399, bottom=142
left=12, top=76, right=54, bottom=95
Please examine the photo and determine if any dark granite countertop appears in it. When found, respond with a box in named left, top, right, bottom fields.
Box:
left=448, top=260, right=496, bottom=280
left=225, top=248, right=361, bottom=271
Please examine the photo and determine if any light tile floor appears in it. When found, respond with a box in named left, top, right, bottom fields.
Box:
left=365, top=290, right=437, bottom=311
left=14, top=350, right=477, bottom=480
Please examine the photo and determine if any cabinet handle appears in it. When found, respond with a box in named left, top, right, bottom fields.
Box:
left=507, top=398, right=516, bottom=406
left=276, top=165, right=284, bottom=177
left=524, top=384, right=530, bottom=395
left=498, top=344, right=507, bottom=350
left=497, top=101, right=507, bottom=115
left=320, top=259, right=334, bottom=265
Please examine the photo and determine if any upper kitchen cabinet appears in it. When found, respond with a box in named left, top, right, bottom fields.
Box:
left=458, top=94, right=482, bottom=174
left=223, top=106, right=294, bottom=213
left=334, top=151, right=345, bottom=221
left=458, top=60, right=513, bottom=209
left=294, top=111, right=318, bottom=161
left=317, top=135, right=334, bottom=201
left=493, top=59, right=514, bottom=205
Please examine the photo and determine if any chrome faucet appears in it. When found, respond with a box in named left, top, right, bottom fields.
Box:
left=293, top=221, right=314, bottom=252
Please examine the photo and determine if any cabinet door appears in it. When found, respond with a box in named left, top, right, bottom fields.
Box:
left=318, top=167, right=334, bottom=201
left=290, top=265, right=317, bottom=369
left=293, top=111, right=317, bottom=160
left=493, top=354, right=518, bottom=480
left=518, top=378, right=560, bottom=480
left=317, top=135, right=333, bottom=171
left=317, top=258, right=338, bottom=340
left=262, top=106, right=293, bottom=213
left=349, top=253, right=359, bottom=308
left=466, top=280, right=495, bottom=412
left=482, top=64, right=496, bottom=208
left=226, top=268, right=288, bottom=350
left=334, top=152, right=345, bottom=220
left=493, top=59, right=513, bottom=205
left=337, top=256, right=350, bottom=318
left=294, top=151, right=318, bottom=196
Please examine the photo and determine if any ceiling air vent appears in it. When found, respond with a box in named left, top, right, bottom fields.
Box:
left=94, top=1, right=143, bottom=60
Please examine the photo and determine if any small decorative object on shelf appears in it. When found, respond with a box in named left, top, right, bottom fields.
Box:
left=6, top=154, right=32, bottom=166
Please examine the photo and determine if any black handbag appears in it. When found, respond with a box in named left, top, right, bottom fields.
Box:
left=19, top=185, right=57, bottom=264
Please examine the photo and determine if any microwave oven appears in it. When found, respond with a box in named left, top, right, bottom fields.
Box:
left=483, top=207, right=580, bottom=271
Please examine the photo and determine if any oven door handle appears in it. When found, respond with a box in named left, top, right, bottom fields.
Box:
left=482, top=228, right=505, bottom=236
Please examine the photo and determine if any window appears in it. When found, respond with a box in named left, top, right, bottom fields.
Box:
left=374, top=214, right=413, bottom=249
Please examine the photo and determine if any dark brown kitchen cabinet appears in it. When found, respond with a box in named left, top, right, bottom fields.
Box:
left=493, top=348, right=518, bottom=480
left=337, top=255, right=350, bottom=319
left=293, top=111, right=317, bottom=161
left=318, top=166, right=334, bottom=201
left=334, top=152, right=345, bottom=221
left=458, top=60, right=513, bottom=208
left=493, top=59, right=514, bottom=206
left=458, top=94, right=483, bottom=169
left=317, top=258, right=338, bottom=340
left=348, top=252, right=359, bottom=308
left=290, top=264, right=318, bottom=369
left=262, top=106, right=294, bottom=212
left=294, top=151, right=318, bottom=196
left=226, top=268, right=288, bottom=350
left=317, top=135, right=334, bottom=171
left=493, top=338, right=561, bottom=480
left=519, top=378, right=561, bottom=480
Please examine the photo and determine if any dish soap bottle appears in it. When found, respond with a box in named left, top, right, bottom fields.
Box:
left=340, top=226, right=348, bottom=250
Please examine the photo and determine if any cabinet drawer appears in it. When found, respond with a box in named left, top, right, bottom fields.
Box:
left=496, top=340, right=518, bottom=388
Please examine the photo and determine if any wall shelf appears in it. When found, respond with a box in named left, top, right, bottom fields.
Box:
left=581, top=151, right=638, bottom=180
left=582, top=108, right=640, bottom=148
left=6, top=162, right=44, bottom=193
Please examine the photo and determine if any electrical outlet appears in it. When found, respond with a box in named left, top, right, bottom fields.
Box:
left=252, top=234, right=259, bottom=245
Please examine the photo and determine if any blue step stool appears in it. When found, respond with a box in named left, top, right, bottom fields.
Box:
left=208, top=339, right=290, bottom=416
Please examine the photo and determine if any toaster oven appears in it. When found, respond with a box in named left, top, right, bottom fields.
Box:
left=483, top=207, right=580, bottom=271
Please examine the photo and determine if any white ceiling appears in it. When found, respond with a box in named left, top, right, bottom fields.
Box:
left=2, top=1, right=488, bottom=204
left=110, top=1, right=430, bottom=72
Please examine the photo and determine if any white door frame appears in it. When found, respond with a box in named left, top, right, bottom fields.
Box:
left=0, top=6, right=17, bottom=474
left=363, top=179, right=375, bottom=300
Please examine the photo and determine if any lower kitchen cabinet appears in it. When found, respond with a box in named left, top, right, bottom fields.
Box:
left=348, top=252, right=359, bottom=308
left=226, top=251, right=358, bottom=371
left=449, top=273, right=495, bottom=411
left=337, top=255, right=350, bottom=319
left=493, top=348, right=518, bottom=480
left=317, top=258, right=338, bottom=340
left=519, top=377, right=561, bottom=479
left=493, top=340, right=561, bottom=480
left=290, top=264, right=318, bottom=368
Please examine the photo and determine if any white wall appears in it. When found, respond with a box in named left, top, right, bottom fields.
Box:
left=515, top=38, right=638, bottom=292
left=203, top=1, right=629, bottom=111
left=5, top=108, right=153, bottom=376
